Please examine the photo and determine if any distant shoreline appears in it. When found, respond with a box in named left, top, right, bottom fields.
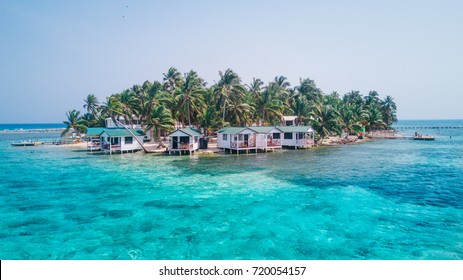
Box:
left=0, top=128, right=65, bottom=134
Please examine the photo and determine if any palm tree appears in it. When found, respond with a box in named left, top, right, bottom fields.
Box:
left=139, top=81, right=168, bottom=121
left=247, top=78, right=264, bottom=100
left=213, top=69, right=246, bottom=124
left=309, top=100, right=340, bottom=144
left=343, top=90, right=362, bottom=106
left=290, top=94, right=310, bottom=125
left=117, top=89, right=140, bottom=126
left=366, top=106, right=385, bottom=131
left=100, top=95, right=123, bottom=122
left=83, top=94, right=99, bottom=119
left=226, top=99, right=253, bottom=126
left=380, top=95, right=397, bottom=128
left=364, top=90, right=380, bottom=107
left=296, top=77, right=322, bottom=103
left=162, top=67, right=183, bottom=93
left=342, top=90, right=369, bottom=132
left=339, top=105, right=362, bottom=135
left=267, top=76, right=292, bottom=117
left=246, top=78, right=264, bottom=124
left=271, top=76, right=291, bottom=99
left=200, top=104, right=222, bottom=136
left=174, top=70, right=206, bottom=127
left=260, top=91, right=285, bottom=125
left=62, top=110, right=86, bottom=136
left=144, top=105, right=175, bottom=141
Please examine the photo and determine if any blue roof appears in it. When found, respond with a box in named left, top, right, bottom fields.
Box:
left=169, top=127, right=201, bottom=136
left=216, top=127, right=251, bottom=134
left=86, top=127, right=106, bottom=136
left=100, top=128, right=145, bottom=137
left=276, top=126, right=314, bottom=133
left=217, top=126, right=283, bottom=134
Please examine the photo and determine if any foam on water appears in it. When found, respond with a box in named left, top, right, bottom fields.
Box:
left=0, top=121, right=462, bottom=259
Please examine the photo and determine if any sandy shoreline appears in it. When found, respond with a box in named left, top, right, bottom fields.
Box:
left=57, top=134, right=370, bottom=155
left=319, top=135, right=363, bottom=146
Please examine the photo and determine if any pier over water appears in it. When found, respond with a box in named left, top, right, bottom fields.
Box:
left=394, top=126, right=463, bottom=130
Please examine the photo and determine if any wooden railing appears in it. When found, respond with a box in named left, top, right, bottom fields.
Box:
left=267, top=139, right=281, bottom=146
left=231, top=141, right=256, bottom=148
left=169, top=143, right=194, bottom=150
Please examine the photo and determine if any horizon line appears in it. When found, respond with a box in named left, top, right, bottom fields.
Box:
left=1, top=119, right=463, bottom=125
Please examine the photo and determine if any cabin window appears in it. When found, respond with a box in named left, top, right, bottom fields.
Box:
left=284, top=133, right=293, bottom=139
left=101, top=136, right=104, bottom=142
left=272, top=133, right=281, bottom=139
left=125, top=136, right=133, bottom=144
left=223, top=134, right=227, bottom=141
left=194, top=136, right=199, bottom=143
left=111, top=137, right=119, bottom=145
left=238, top=134, right=243, bottom=141
left=297, top=132, right=305, bottom=139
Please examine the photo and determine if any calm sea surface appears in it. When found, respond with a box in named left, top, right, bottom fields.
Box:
left=0, top=123, right=65, bottom=131
left=0, top=120, right=462, bottom=259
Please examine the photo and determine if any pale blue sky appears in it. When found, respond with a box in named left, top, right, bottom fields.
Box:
left=1, top=0, right=462, bottom=123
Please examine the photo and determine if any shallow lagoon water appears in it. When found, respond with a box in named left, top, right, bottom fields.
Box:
left=0, top=121, right=462, bottom=259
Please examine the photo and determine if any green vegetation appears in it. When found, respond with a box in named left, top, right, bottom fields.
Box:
left=64, top=68, right=397, bottom=143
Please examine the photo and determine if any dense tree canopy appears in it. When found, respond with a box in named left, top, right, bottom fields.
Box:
left=64, top=68, right=397, bottom=143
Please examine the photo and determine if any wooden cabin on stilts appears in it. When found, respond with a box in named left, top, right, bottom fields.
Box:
left=167, top=127, right=201, bottom=155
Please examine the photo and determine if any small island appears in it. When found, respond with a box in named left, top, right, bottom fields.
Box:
left=62, top=68, right=397, bottom=153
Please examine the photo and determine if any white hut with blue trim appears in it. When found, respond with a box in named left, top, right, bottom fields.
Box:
left=99, top=128, right=145, bottom=154
left=277, top=126, right=315, bottom=148
left=216, top=126, right=283, bottom=153
left=168, top=127, right=201, bottom=155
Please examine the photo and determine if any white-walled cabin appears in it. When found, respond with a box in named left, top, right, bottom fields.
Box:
left=168, top=127, right=201, bottom=155
left=278, top=126, right=315, bottom=148
left=100, top=129, right=145, bottom=154
left=216, top=126, right=284, bottom=153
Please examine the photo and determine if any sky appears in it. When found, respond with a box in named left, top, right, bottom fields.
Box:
left=1, top=0, right=462, bottom=123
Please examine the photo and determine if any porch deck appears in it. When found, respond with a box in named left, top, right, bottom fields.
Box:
left=102, top=144, right=142, bottom=154
left=168, top=143, right=198, bottom=155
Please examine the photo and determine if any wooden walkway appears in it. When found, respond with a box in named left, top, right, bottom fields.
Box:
left=394, top=126, right=463, bottom=130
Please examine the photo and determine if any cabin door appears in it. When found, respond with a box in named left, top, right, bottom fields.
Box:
left=172, top=137, right=178, bottom=149
left=243, top=134, right=249, bottom=147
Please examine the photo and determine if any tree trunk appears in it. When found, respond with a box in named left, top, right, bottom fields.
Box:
left=149, top=128, right=154, bottom=143
left=187, top=103, right=191, bottom=127
left=222, top=103, right=226, bottom=124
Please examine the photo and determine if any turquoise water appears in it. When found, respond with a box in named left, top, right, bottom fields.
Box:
left=0, top=121, right=462, bottom=259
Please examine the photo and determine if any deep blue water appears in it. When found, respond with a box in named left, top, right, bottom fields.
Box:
left=0, top=123, right=65, bottom=131
left=0, top=120, right=462, bottom=259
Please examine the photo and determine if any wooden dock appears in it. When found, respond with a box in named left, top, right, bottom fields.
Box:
left=414, top=136, right=435, bottom=141
left=367, top=135, right=413, bottom=139
left=394, top=126, right=463, bottom=130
